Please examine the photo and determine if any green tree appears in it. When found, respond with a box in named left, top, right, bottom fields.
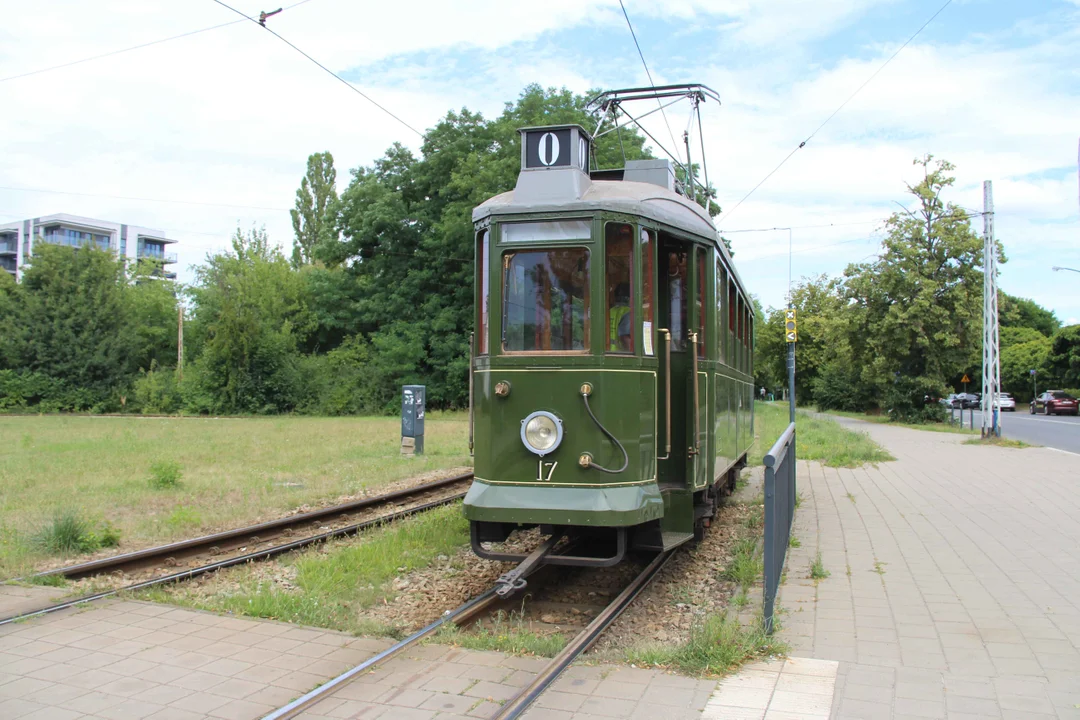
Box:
left=1001, top=337, right=1051, bottom=401
left=1000, top=292, right=1060, bottom=337
left=184, top=227, right=313, bottom=413
left=290, top=152, right=338, bottom=268
left=8, top=244, right=134, bottom=408
left=126, top=265, right=180, bottom=373
left=841, top=155, right=997, bottom=420
left=1048, top=325, right=1080, bottom=388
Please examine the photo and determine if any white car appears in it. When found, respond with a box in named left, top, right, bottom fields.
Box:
left=995, top=392, right=1016, bottom=411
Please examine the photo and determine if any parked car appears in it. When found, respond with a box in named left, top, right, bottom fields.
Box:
left=954, top=393, right=980, bottom=409
left=995, top=392, right=1016, bottom=411
left=1030, top=390, right=1079, bottom=416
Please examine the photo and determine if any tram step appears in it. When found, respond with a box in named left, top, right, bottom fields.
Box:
left=635, top=531, right=694, bottom=553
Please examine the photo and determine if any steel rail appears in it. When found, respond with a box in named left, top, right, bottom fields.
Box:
left=32, top=472, right=473, bottom=581
left=258, top=553, right=563, bottom=720
left=0, top=492, right=467, bottom=627
left=492, top=550, right=674, bottom=719
left=260, top=588, right=501, bottom=720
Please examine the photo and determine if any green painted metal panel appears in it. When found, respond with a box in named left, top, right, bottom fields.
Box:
left=464, top=478, right=664, bottom=526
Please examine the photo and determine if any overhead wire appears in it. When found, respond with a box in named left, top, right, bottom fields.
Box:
left=208, top=0, right=424, bottom=138
left=0, top=185, right=290, bottom=212
left=716, top=0, right=955, bottom=225
left=0, top=0, right=314, bottom=85
left=616, top=0, right=682, bottom=166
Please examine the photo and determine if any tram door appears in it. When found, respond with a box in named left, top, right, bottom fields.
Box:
left=657, top=236, right=705, bottom=489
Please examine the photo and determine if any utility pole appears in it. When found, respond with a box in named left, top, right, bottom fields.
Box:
left=785, top=308, right=797, bottom=424
left=177, top=306, right=184, bottom=381
left=980, top=180, right=1001, bottom=438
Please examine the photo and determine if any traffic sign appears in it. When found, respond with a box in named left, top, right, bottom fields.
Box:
left=961, top=374, right=970, bottom=384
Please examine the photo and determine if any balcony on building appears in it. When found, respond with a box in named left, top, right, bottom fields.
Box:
left=39, top=223, right=113, bottom=252
left=0, top=231, right=17, bottom=256
left=137, top=234, right=178, bottom=279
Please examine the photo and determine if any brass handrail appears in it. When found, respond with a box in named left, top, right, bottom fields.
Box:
left=689, top=331, right=700, bottom=457
left=657, top=329, right=672, bottom=461
left=468, top=332, right=475, bottom=456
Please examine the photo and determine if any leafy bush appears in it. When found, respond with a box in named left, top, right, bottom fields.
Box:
left=885, top=375, right=947, bottom=423
left=149, top=460, right=183, bottom=489
left=812, top=361, right=872, bottom=412
left=35, top=510, right=120, bottom=554
left=133, top=362, right=180, bottom=414
left=0, top=370, right=101, bottom=412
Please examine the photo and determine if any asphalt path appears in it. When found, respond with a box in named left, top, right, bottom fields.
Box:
left=970, top=408, right=1080, bottom=455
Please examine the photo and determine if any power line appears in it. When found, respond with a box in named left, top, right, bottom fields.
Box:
left=617, top=0, right=681, bottom=163
left=209, top=0, right=424, bottom=138
left=0, top=0, right=314, bottom=85
left=716, top=0, right=955, bottom=225
left=0, top=185, right=290, bottom=212
left=721, top=219, right=884, bottom=234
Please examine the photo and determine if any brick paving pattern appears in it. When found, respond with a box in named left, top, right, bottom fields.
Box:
left=0, top=599, right=390, bottom=720
left=775, top=420, right=1080, bottom=719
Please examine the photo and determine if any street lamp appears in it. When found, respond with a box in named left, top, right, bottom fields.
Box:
left=1052, top=266, right=1080, bottom=274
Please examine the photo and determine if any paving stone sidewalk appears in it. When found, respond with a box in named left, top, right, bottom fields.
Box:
left=773, top=420, right=1080, bottom=719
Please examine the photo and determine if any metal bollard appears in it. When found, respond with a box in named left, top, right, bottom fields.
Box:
left=401, top=385, right=426, bottom=456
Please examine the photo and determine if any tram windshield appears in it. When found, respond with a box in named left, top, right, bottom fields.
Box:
left=503, top=248, right=590, bottom=352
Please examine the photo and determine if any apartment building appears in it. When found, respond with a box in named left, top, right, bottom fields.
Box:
left=0, top=213, right=177, bottom=280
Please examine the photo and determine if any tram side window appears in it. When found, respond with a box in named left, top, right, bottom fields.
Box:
left=737, top=295, right=745, bottom=370
left=717, top=261, right=728, bottom=365
left=728, top=282, right=737, bottom=362
left=640, top=228, right=655, bottom=356
left=748, top=311, right=754, bottom=373
left=476, top=229, right=489, bottom=355
left=606, top=223, right=634, bottom=353
left=695, top=247, right=706, bottom=358
left=503, top=248, right=590, bottom=352
left=666, top=249, right=689, bottom=351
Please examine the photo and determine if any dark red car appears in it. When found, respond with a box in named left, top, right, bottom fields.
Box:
left=1030, top=390, right=1079, bottom=416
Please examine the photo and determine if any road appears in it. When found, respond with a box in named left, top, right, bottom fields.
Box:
left=970, top=408, right=1080, bottom=455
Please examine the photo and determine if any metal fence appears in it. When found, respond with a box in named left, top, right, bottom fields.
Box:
left=763, top=421, right=796, bottom=633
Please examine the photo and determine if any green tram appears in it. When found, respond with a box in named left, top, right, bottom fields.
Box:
left=464, top=123, right=755, bottom=575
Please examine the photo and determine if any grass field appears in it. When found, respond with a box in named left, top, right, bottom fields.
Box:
left=0, top=413, right=470, bottom=579
left=821, top=408, right=978, bottom=435
left=753, top=402, right=894, bottom=468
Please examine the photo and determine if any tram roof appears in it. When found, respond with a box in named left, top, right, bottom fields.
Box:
left=472, top=178, right=747, bottom=292
left=475, top=179, right=717, bottom=238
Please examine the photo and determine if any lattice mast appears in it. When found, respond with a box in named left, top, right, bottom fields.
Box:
left=980, top=180, right=1001, bottom=438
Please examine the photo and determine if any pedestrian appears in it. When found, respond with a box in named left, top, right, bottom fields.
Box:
left=760, top=386, right=766, bottom=401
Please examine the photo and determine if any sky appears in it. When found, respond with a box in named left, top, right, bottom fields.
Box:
left=2, top=0, right=1079, bottom=323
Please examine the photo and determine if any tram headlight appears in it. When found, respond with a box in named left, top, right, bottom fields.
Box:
left=521, top=411, right=563, bottom=456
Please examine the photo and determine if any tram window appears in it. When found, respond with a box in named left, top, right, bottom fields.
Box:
left=695, top=247, right=706, bottom=358
left=728, top=284, right=737, bottom=343
left=606, top=223, right=634, bottom=353
left=666, top=249, right=688, bottom=351
left=737, top=296, right=745, bottom=369
left=717, top=261, right=728, bottom=365
left=476, top=229, right=489, bottom=355
left=640, top=228, right=655, bottom=356
left=502, top=248, right=590, bottom=352
left=502, top=220, right=591, bottom=243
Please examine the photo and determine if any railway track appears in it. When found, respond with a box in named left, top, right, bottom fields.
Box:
left=261, top=548, right=674, bottom=720
left=0, top=472, right=473, bottom=626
